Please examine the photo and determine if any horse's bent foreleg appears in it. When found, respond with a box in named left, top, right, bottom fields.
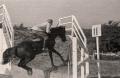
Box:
left=50, top=48, right=67, bottom=65
left=18, top=57, right=35, bottom=75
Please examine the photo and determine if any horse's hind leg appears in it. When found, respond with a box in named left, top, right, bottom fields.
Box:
left=18, top=56, right=35, bottom=75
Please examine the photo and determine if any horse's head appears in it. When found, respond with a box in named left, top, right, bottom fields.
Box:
left=50, top=26, right=67, bottom=42
left=2, top=48, right=12, bottom=64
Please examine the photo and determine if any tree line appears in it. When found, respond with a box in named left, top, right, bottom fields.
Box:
left=84, top=20, right=120, bottom=54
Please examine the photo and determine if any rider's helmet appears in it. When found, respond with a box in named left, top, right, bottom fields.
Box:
left=47, top=19, right=53, bottom=24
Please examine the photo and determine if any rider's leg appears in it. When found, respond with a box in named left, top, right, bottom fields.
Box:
left=42, top=32, right=49, bottom=50
left=42, top=37, right=47, bottom=50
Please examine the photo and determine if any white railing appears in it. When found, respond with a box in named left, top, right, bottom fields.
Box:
left=0, top=4, right=14, bottom=47
left=59, top=15, right=89, bottom=78
left=59, top=15, right=87, bottom=50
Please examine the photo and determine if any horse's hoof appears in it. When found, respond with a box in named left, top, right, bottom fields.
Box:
left=48, top=66, right=57, bottom=72
left=52, top=66, right=57, bottom=71
left=27, top=69, right=33, bottom=75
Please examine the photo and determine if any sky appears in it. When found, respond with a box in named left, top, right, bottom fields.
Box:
left=1, top=0, right=120, bottom=28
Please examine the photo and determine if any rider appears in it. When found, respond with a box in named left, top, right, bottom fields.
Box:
left=45, top=19, right=53, bottom=34
left=31, top=19, right=53, bottom=50
left=43, top=19, right=53, bottom=50
left=31, top=19, right=53, bottom=33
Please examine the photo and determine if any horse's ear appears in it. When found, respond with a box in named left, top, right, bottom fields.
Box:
left=62, top=26, right=65, bottom=28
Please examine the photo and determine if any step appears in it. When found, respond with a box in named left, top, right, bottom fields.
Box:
left=11, top=65, right=44, bottom=78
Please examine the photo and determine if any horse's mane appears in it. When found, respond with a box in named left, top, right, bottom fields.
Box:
left=50, top=26, right=65, bottom=32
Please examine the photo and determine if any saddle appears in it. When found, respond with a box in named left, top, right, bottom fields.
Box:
left=32, top=38, right=41, bottom=41
left=32, top=37, right=48, bottom=51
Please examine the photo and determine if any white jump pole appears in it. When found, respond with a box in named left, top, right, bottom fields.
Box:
left=72, top=37, right=77, bottom=78
left=81, top=48, right=85, bottom=78
left=85, top=53, right=89, bottom=78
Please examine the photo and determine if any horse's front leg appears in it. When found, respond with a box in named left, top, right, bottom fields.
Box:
left=18, top=56, right=35, bottom=75
left=48, top=50, right=57, bottom=71
left=50, top=48, right=67, bottom=66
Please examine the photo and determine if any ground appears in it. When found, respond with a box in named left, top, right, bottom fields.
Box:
left=11, top=36, right=72, bottom=78
left=1, top=35, right=120, bottom=78
left=11, top=57, right=120, bottom=78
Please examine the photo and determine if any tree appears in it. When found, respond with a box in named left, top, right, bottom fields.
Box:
left=100, top=20, right=120, bottom=53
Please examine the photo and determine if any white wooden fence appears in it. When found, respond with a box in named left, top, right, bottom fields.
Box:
left=59, top=15, right=89, bottom=78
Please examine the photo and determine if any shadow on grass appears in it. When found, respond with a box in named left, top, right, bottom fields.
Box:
left=0, top=75, right=12, bottom=78
left=90, top=76, right=120, bottom=78
left=94, top=55, right=120, bottom=61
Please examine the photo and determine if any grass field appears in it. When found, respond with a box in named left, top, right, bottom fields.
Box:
left=89, top=59, right=120, bottom=78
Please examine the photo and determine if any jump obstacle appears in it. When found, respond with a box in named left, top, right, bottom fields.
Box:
left=0, top=4, right=89, bottom=78
left=59, top=15, right=89, bottom=78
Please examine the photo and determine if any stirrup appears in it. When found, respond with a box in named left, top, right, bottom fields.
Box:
left=42, top=48, right=48, bottom=51
left=42, top=48, right=45, bottom=50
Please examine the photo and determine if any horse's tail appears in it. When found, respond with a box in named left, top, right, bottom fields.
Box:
left=2, top=48, right=13, bottom=64
left=2, top=46, right=17, bottom=64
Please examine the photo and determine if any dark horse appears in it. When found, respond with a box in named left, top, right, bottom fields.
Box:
left=2, top=26, right=67, bottom=75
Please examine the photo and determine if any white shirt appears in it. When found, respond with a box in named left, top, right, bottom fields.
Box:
left=31, top=22, right=52, bottom=32
left=46, top=23, right=51, bottom=33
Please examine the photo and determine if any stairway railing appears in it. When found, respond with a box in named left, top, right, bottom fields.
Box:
left=0, top=4, right=14, bottom=47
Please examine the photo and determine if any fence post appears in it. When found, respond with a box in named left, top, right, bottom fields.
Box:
left=72, top=37, right=77, bottom=78
left=96, top=37, right=101, bottom=78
